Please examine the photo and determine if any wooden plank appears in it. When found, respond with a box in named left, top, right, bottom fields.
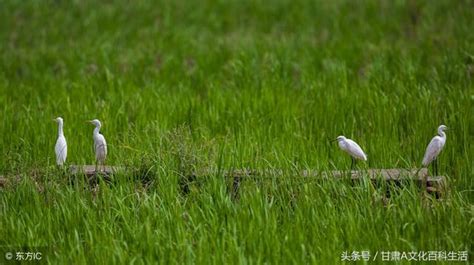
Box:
left=221, top=168, right=442, bottom=184
left=187, top=168, right=445, bottom=198
left=0, top=176, right=6, bottom=188
left=216, top=168, right=428, bottom=179
left=65, top=166, right=445, bottom=197
left=312, top=168, right=429, bottom=180
left=69, top=165, right=125, bottom=176
left=68, top=166, right=435, bottom=182
left=64, top=166, right=446, bottom=189
left=1, top=167, right=447, bottom=200
left=68, top=165, right=126, bottom=186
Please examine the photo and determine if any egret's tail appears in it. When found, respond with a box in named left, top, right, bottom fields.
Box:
left=421, top=159, right=429, bottom=168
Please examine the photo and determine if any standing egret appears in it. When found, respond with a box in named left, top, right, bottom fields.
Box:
left=88, top=119, right=107, bottom=172
left=54, top=117, right=67, bottom=166
left=422, top=125, right=448, bottom=175
left=335, top=136, right=367, bottom=169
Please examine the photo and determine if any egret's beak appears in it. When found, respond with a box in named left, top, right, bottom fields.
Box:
left=330, top=138, right=338, bottom=143
left=86, top=120, right=92, bottom=124
left=52, top=119, right=56, bottom=122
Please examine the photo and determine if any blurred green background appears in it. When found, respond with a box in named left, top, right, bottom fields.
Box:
left=0, top=0, right=473, bottom=264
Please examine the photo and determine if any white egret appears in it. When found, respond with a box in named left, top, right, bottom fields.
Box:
left=422, top=125, right=448, bottom=175
left=53, top=117, right=67, bottom=166
left=88, top=119, right=107, bottom=172
left=335, top=135, right=367, bottom=169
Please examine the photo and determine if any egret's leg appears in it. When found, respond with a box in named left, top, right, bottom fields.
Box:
left=434, top=159, right=438, bottom=176
left=437, top=159, right=440, bottom=176
left=351, top=157, right=355, bottom=171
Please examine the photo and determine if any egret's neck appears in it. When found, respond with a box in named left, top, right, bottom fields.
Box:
left=337, top=139, right=346, bottom=146
left=93, top=126, right=101, bottom=135
left=57, top=122, right=64, bottom=136
left=438, top=130, right=446, bottom=139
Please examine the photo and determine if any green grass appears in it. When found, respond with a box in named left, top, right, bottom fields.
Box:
left=0, top=0, right=473, bottom=264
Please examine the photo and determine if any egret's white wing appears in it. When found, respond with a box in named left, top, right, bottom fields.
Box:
left=422, top=136, right=443, bottom=166
left=55, top=136, right=67, bottom=165
left=346, top=139, right=367, bottom=160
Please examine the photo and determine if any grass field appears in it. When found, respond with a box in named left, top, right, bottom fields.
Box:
left=0, top=0, right=473, bottom=264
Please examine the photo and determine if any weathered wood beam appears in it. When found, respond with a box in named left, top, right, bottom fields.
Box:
left=69, top=165, right=125, bottom=176
left=218, top=168, right=442, bottom=184
left=190, top=168, right=445, bottom=199
left=68, top=165, right=125, bottom=186
left=218, top=168, right=429, bottom=179
left=63, top=166, right=446, bottom=198
left=0, top=176, right=6, bottom=188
